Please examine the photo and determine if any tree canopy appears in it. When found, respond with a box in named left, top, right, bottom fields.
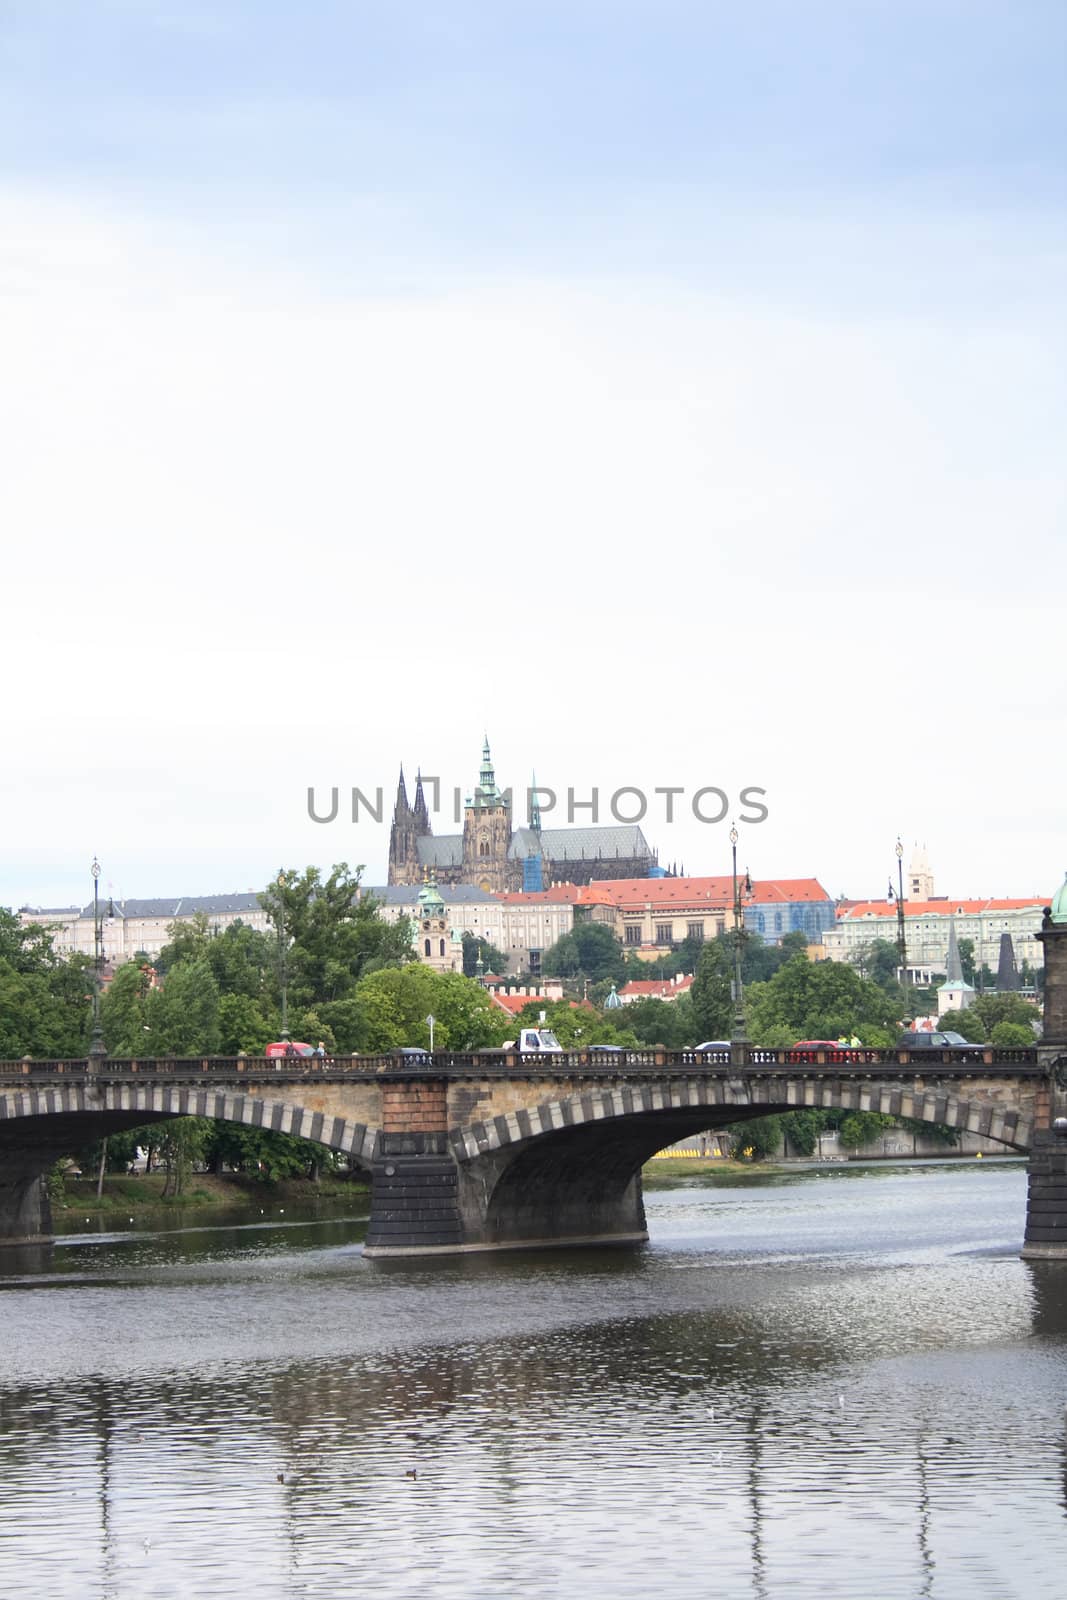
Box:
left=746, top=955, right=900, bottom=1045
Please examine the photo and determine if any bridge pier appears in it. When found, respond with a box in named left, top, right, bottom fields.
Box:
left=362, top=1076, right=650, bottom=1256
left=0, top=1157, right=53, bottom=1247
left=1025, top=917, right=1067, bottom=1260
left=1022, top=1130, right=1067, bottom=1260
left=363, top=1078, right=465, bottom=1256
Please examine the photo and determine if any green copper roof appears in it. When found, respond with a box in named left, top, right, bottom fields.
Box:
left=1051, top=872, right=1067, bottom=925
left=416, top=874, right=445, bottom=911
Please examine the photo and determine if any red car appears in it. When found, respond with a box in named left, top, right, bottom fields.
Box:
left=785, top=1039, right=864, bottom=1063
left=265, top=1041, right=315, bottom=1059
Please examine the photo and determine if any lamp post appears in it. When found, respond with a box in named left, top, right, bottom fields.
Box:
left=894, top=837, right=908, bottom=985
left=276, top=871, right=289, bottom=1041
left=730, top=824, right=750, bottom=1045
left=89, top=857, right=106, bottom=1059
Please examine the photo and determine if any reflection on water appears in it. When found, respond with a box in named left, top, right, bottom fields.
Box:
left=1, top=1163, right=1065, bottom=1599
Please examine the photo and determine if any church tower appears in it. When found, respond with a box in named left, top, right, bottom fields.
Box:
left=388, top=767, right=429, bottom=885
left=462, top=736, right=512, bottom=893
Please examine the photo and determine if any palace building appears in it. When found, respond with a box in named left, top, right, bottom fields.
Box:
left=387, top=738, right=657, bottom=892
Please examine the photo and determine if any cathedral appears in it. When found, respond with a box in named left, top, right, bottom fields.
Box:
left=387, top=738, right=657, bottom=892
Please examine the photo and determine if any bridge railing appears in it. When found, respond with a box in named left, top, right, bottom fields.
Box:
left=0, top=1045, right=1041, bottom=1082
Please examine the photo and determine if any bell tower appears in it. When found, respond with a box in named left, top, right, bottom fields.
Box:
left=462, top=735, right=512, bottom=893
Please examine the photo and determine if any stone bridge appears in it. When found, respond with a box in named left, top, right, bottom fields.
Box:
left=2, top=1041, right=1063, bottom=1258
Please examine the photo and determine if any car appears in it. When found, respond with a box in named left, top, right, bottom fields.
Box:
left=786, top=1038, right=864, bottom=1062
left=393, top=1046, right=432, bottom=1063
left=587, top=1044, right=624, bottom=1054
left=264, top=1041, right=315, bottom=1058
left=896, top=1030, right=985, bottom=1053
left=692, top=1040, right=731, bottom=1052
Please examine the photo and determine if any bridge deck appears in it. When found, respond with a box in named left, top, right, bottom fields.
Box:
left=0, top=1047, right=1041, bottom=1085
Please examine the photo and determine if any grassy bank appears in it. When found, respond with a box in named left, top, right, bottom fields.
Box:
left=52, top=1170, right=370, bottom=1219
left=642, top=1156, right=784, bottom=1181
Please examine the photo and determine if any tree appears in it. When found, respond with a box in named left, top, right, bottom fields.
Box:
left=151, top=959, right=222, bottom=1055
left=461, top=932, right=508, bottom=978
left=100, top=960, right=155, bottom=1054
left=690, top=941, right=733, bottom=1042
left=259, top=864, right=414, bottom=1009
left=852, top=938, right=906, bottom=997
left=623, top=994, right=695, bottom=1049
left=990, top=1021, right=1035, bottom=1048
left=542, top=922, right=627, bottom=986
left=510, top=999, right=637, bottom=1049
left=938, top=1007, right=986, bottom=1042
left=957, top=938, right=977, bottom=984
left=746, top=955, right=899, bottom=1045
left=724, top=1115, right=782, bottom=1160
left=347, top=966, right=510, bottom=1053
left=0, top=909, right=94, bottom=1057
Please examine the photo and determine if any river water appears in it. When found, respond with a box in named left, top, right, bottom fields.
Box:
left=1, top=1161, right=1065, bottom=1599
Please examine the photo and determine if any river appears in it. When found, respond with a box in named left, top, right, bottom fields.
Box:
left=1, top=1161, right=1065, bottom=1599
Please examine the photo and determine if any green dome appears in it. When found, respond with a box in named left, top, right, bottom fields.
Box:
left=416, top=875, right=445, bottom=913
left=1051, top=872, right=1067, bottom=925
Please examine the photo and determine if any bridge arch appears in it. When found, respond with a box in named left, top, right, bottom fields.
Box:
left=448, top=1076, right=1032, bottom=1247
left=0, top=1082, right=381, bottom=1169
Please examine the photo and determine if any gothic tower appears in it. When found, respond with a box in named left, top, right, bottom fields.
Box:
left=388, top=767, right=428, bottom=885
left=462, top=736, right=512, bottom=893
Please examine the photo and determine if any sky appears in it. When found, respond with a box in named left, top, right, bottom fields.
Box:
left=2, top=1, right=1065, bottom=911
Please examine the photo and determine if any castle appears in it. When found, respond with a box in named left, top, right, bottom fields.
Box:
left=387, top=738, right=657, bottom=892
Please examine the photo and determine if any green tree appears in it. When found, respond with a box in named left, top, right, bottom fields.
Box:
left=0, top=909, right=94, bottom=1057
left=152, top=959, right=222, bottom=1055
left=156, top=1117, right=211, bottom=1198
left=100, top=960, right=156, bottom=1054
left=957, top=938, right=977, bottom=984
left=259, top=864, right=414, bottom=1009
left=461, top=932, right=509, bottom=978
left=510, top=999, right=637, bottom=1049
left=990, top=1020, right=1035, bottom=1048
left=852, top=938, right=907, bottom=998
left=623, top=994, right=695, bottom=1048
left=724, top=1115, right=782, bottom=1160
left=746, top=955, right=899, bottom=1045
left=348, top=965, right=510, bottom=1053
left=690, top=940, right=733, bottom=1042
left=543, top=922, right=627, bottom=986
left=938, top=1007, right=986, bottom=1042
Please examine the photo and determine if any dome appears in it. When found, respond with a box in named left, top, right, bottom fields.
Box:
left=1051, top=872, right=1067, bottom=925
left=603, top=985, right=622, bottom=1010
left=416, top=874, right=445, bottom=913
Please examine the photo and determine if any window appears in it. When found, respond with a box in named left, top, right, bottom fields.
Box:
left=625, top=926, right=642, bottom=945
left=655, top=924, right=673, bottom=946
left=529, top=949, right=542, bottom=974
left=424, top=939, right=431, bottom=957
left=439, top=939, right=445, bottom=957
left=687, top=921, right=705, bottom=942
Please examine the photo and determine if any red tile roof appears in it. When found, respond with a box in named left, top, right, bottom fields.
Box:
left=839, top=896, right=1048, bottom=921
left=490, top=992, right=585, bottom=1015
left=619, top=975, right=694, bottom=1001
left=574, top=875, right=831, bottom=910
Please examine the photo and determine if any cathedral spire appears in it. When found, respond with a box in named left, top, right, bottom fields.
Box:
left=413, top=769, right=430, bottom=831
left=529, top=770, right=542, bottom=832
left=475, top=734, right=502, bottom=804
left=392, top=765, right=410, bottom=819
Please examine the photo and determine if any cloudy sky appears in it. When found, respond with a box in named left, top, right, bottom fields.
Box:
left=3, top=1, right=1064, bottom=911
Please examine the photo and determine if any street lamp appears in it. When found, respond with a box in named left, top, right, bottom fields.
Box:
left=729, top=824, right=751, bottom=1045
left=887, top=836, right=908, bottom=985
left=89, top=857, right=107, bottom=1059
left=275, top=872, right=290, bottom=1041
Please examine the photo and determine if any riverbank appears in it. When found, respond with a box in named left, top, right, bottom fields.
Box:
left=53, top=1159, right=769, bottom=1222
left=52, top=1170, right=371, bottom=1221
